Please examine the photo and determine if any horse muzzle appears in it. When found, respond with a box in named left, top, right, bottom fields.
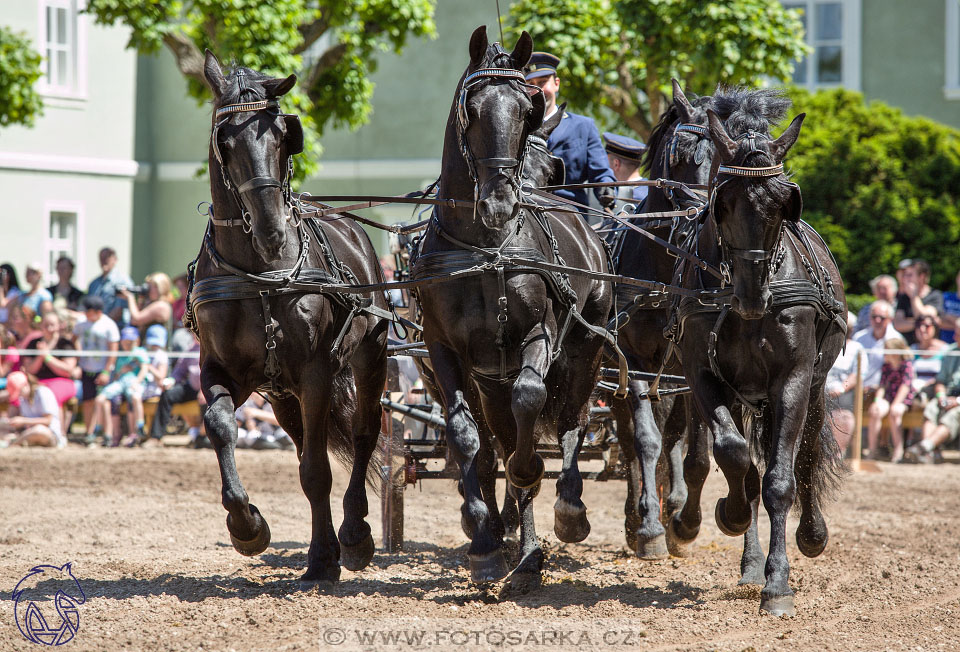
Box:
left=476, top=181, right=520, bottom=229
left=252, top=229, right=287, bottom=263
left=731, top=287, right=772, bottom=320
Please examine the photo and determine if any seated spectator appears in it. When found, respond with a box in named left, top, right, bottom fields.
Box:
left=939, top=268, right=960, bottom=344
left=894, top=259, right=943, bottom=345
left=94, top=327, right=148, bottom=447
left=235, top=393, right=294, bottom=450
left=852, top=300, right=900, bottom=390
left=20, top=311, right=78, bottom=408
left=48, top=256, right=85, bottom=314
left=0, top=263, right=23, bottom=326
left=0, top=324, right=20, bottom=390
left=865, top=338, right=914, bottom=462
left=87, top=247, right=134, bottom=325
left=0, top=372, right=65, bottom=448
left=855, top=274, right=897, bottom=333
left=826, top=312, right=864, bottom=454
left=19, top=262, right=54, bottom=322
left=121, top=272, right=173, bottom=333
left=910, top=315, right=949, bottom=396
left=140, top=325, right=170, bottom=401
left=905, top=343, right=960, bottom=464
left=145, top=333, right=201, bottom=447
left=74, top=295, right=120, bottom=445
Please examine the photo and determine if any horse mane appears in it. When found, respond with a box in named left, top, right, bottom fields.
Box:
left=642, top=91, right=713, bottom=177
left=214, top=63, right=272, bottom=105
left=711, top=85, right=792, bottom=137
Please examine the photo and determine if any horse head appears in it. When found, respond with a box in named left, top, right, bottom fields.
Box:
left=204, top=51, right=303, bottom=263
left=455, top=26, right=544, bottom=229
left=705, top=91, right=805, bottom=319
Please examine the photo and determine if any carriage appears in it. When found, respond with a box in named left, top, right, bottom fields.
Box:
left=188, top=27, right=846, bottom=616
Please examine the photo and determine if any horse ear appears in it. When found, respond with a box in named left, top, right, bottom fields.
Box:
left=204, top=50, right=228, bottom=98
left=549, top=154, right=566, bottom=185
left=262, top=73, right=297, bottom=98
left=672, top=78, right=695, bottom=123
left=783, top=182, right=803, bottom=221
left=469, top=25, right=488, bottom=66
left=769, top=112, right=805, bottom=162
left=511, top=31, right=533, bottom=70
left=527, top=86, right=545, bottom=130
left=537, top=102, right=565, bottom=139
left=706, top=109, right=737, bottom=164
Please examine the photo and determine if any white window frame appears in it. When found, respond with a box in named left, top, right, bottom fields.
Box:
left=783, top=0, right=861, bottom=91
left=947, top=0, right=960, bottom=99
left=37, top=0, right=88, bottom=100
left=43, top=201, right=86, bottom=287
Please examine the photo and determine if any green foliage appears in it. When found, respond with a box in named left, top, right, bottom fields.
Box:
left=85, top=0, right=436, bottom=179
left=783, top=87, right=960, bottom=292
left=0, top=26, right=44, bottom=128
left=504, top=0, right=807, bottom=138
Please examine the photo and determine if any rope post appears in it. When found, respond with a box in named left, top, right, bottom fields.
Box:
left=851, top=353, right=863, bottom=471
left=380, top=395, right=405, bottom=552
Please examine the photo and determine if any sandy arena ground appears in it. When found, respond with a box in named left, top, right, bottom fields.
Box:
left=1, top=442, right=958, bottom=651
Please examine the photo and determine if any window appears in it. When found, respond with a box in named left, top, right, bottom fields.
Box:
left=783, top=0, right=861, bottom=90
left=39, top=0, right=86, bottom=97
left=44, top=204, right=84, bottom=285
left=947, top=0, right=960, bottom=99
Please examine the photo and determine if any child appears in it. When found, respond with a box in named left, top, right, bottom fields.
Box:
left=93, top=326, right=149, bottom=447
left=865, top=338, right=915, bottom=463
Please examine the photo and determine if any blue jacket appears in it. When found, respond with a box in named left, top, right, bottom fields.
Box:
left=547, top=110, right=617, bottom=207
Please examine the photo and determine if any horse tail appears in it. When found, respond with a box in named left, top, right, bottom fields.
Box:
left=326, top=365, right=384, bottom=492
left=802, top=390, right=848, bottom=512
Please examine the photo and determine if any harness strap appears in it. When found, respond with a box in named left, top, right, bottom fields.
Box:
left=260, top=291, right=283, bottom=395
left=706, top=305, right=762, bottom=414
left=237, top=176, right=282, bottom=194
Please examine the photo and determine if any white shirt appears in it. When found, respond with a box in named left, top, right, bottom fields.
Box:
left=20, top=385, right=64, bottom=446
left=852, top=324, right=901, bottom=387
left=827, top=338, right=865, bottom=395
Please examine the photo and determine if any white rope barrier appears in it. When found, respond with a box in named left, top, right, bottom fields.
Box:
left=6, top=348, right=200, bottom=359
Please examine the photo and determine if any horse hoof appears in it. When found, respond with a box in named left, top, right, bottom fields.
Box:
left=635, top=533, right=669, bottom=560
left=504, top=571, right=541, bottom=595
left=625, top=527, right=638, bottom=553
left=227, top=505, right=271, bottom=556
left=300, top=563, right=341, bottom=588
left=714, top=498, right=750, bottom=537
left=468, top=550, right=509, bottom=585
left=554, top=499, right=590, bottom=543
left=668, top=515, right=699, bottom=545
left=502, top=528, right=519, bottom=545
left=505, top=453, right=545, bottom=493
left=340, top=533, right=375, bottom=571
left=759, top=594, right=796, bottom=618
left=797, top=528, right=828, bottom=558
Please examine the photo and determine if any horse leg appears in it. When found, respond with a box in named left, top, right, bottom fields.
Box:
left=339, top=345, right=387, bottom=572
left=794, top=390, right=837, bottom=559
left=500, top=487, right=520, bottom=544
left=612, top=393, right=640, bottom=551
left=759, top=373, right=812, bottom=617
left=670, top=403, right=710, bottom=545
left=738, top=462, right=765, bottom=585
left=202, top=365, right=269, bottom=557
left=505, top=334, right=549, bottom=495
left=431, top=344, right=507, bottom=584
left=554, top=418, right=590, bottom=544
left=474, top=438, right=506, bottom=542
left=504, top=484, right=543, bottom=594
left=624, top=380, right=668, bottom=559
left=662, top=395, right=689, bottom=520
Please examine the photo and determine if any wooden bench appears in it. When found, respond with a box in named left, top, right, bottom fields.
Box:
left=142, top=398, right=201, bottom=436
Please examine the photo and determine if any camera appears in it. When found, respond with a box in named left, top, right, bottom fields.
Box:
left=115, top=283, right=150, bottom=296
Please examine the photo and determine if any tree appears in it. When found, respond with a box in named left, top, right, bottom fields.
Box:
left=0, top=26, right=44, bottom=128
left=504, top=0, right=808, bottom=139
left=783, top=87, right=960, bottom=292
left=85, top=0, right=436, bottom=177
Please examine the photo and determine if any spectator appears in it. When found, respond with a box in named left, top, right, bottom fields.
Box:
left=21, top=311, right=78, bottom=408
left=0, top=263, right=23, bottom=325
left=939, top=269, right=960, bottom=344
left=140, top=325, right=170, bottom=401
left=171, top=274, right=188, bottom=329
left=904, top=343, right=960, bottom=464
left=74, top=295, right=120, bottom=445
left=121, top=272, right=174, bottom=333
left=852, top=300, right=900, bottom=390
left=48, top=256, right=84, bottom=314
left=910, top=315, right=949, bottom=396
left=864, top=338, right=914, bottom=463
left=146, top=334, right=202, bottom=447
left=19, top=262, right=54, bottom=322
left=0, top=325, right=20, bottom=391
left=603, top=132, right=648, bottom=205
left=826, top=311, right=864, bottom=454
left=0, top=372, right=65, bottom=448
left=87, top=247, right=134, bottom=324
left=4, top=304, right=34, bottom=344
left=93, top=326, right=149, bottom=447
left=235, top=393, right=294, bottom=450
left=855, top=274, right=898, bottom=333
left=894, top=259, right=943, bottom=345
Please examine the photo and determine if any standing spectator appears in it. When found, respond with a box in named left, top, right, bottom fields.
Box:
left=905, top=343, right=960, bottom=464
left=87, top=247, right=134, bottom=325
left=120, top=272, right=173, bottom=335
left=826, top=311, right=864, bottom=454
left=855, top=274, right=898, bottom=333
left=894, top=259, right=943, bottom=345
left=74, top=295, right=120, bottom=444
left=939, top=269, right=960, bottom=344
left=48, top=256, right=84, bottom=314
left=0, top=325, right=20, bottom=391
left=19, top=263, right=54, bottom=322
left=910, top=315, right=949, bottom=396
left=169, top=274, right=196, bottom=353
left=864, top=339, right=914, bottom=462
left=0, top=263, right=23, bottom=325
left=0, top=372, right=65, bottom=448
left=21, top=311, right=78, bottom=408
left=852, top=300, right=901, bottom=390
left=146, top=334, right=201, bottom=447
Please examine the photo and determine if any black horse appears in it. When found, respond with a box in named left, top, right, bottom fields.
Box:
left=609, top=81, right=717, bottom=559
left=412, top=27, right=613, bottom=590
left=192, top=52, right=388, bottom=585
left=675, top=87, right=846, bottom=616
